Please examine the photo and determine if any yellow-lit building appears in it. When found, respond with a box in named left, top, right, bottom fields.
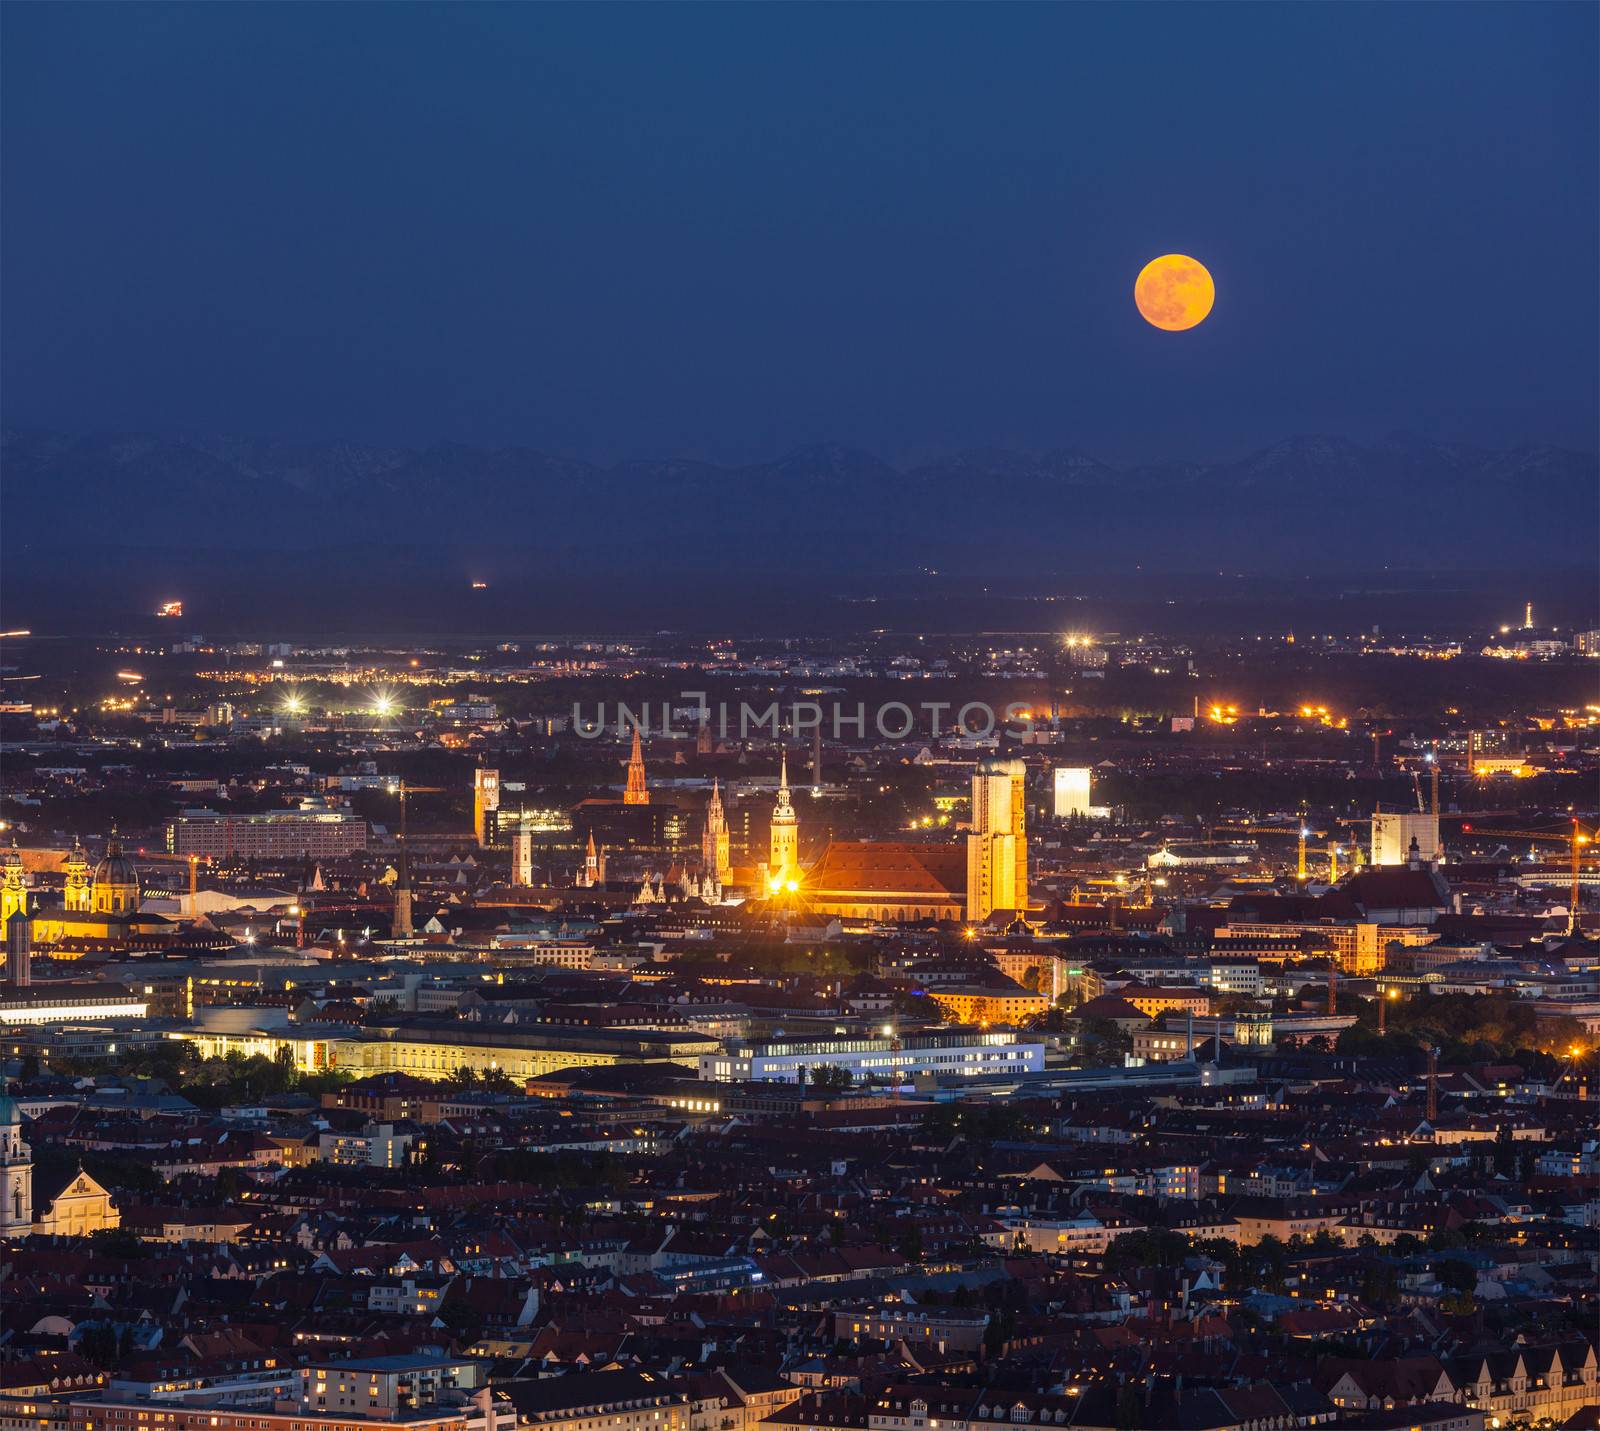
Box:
left=180, top=1025, right=715, bottom=1081
left=1215, top=921, right=1433, bottom=975
left=10, top=837, right=171, bottom=952
left=768, top=752, right=799, bottom=884
left=928, top=985, right=1050, bottom=1025
left=33, top=1168, right=120, bottom=1238
left=966, top=758, right=1027, bottom=922
left=1122, top=985, right=1213, bottom=1019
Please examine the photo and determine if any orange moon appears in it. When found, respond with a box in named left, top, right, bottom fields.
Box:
left=1134, top=253, right=1215, bottom=331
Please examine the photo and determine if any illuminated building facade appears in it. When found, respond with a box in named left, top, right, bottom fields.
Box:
left=33, top=1167, right=119, bottom=1237
left=0, top=982, right=149, bottom=1023
left=20, top=837, right=171, bottom=952
left=1370, top=811, right=1439, bottom=867
left=89, top=836, right=140, bottom=916
left=927, top=984, right=1051, bottom=1024
left=966, top=758, right=1027, bottom=922
left=698, top=1029, right=1045, bottom=1084
left=511, top=825, right=534, bottom=886
left=63, top=841, right=90, bottom=912
left=623, top=729, right=649, bottom=805
left=0, top=1096, right=31, bottom=1235
left=0, top=846, right=25, bottom=926
left=701, top=779, right=730, bottom=882
left=473, top=768, right=501, bottom=846
left=768, top=752, right=798, bottom=882
left=1052, top=766, right=1092, bottom=819
left=577, top=832, right=606, bottom=888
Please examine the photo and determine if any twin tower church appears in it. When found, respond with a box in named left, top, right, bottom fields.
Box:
left=616, top=732, right=1029, bottom=926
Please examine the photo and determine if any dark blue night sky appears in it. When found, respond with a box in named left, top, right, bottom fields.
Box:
left=3, top=2, right=1595, bottom=465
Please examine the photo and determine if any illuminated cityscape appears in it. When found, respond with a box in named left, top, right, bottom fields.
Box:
left=1, top=5, right=1597, bottom=1431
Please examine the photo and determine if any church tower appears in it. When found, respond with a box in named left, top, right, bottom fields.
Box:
left=769, top=752, right=798, bottom=882
left=966, top=758, right=1026, bottom=923
left=578, top=832, right=606, bottom=888
left=0, top=844, right=25, bottom=927
left=702, top=779, right=731, bottom=882
left=623, top=728, right=650, bottom=805
left=0, top=1097, right=32, bottom=1236
left=472, top=768, right=501, bottom=847
left=63, top=841, right=91, bottom=914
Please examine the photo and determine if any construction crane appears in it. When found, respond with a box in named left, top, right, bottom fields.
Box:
left=382, top=780, right=450, bottom=939
left=1459, top=820, right=1595, bottom=933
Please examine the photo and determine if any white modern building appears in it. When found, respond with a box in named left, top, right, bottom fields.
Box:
left=698, top=1029, right=1044, bottom=1084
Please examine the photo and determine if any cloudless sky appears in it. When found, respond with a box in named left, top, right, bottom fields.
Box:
left=3, top=2, right=1596, bottom=464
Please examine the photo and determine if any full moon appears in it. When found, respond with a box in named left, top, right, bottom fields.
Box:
left=1135, top=253, right=1215, bottom=331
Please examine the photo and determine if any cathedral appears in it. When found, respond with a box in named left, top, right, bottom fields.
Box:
left=778, top=759, right=1033, bottom=926
left=3, top=836, right=170, bottom=953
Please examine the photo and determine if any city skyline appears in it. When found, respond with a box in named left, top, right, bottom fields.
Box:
left=0, top=6, right=1597, bottom=1426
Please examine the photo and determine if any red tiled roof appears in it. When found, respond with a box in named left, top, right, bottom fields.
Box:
left=806, top=841, right=966, bottom=897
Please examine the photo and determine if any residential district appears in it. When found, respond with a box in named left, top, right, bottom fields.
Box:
left=0, top=625, right=1597, bottom=1431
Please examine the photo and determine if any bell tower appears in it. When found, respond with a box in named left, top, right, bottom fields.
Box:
left=769, top=752, right=798, bottom=881
left=0, top=1098, right=32, bottom=1236
left=63, top=841, right=91, bottom=914
left=1, top=844, right=28, bottom=926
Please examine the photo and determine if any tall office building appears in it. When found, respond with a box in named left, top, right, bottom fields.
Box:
left=966, top=758, right=1027, bottom=922
left=472, top=769, right=501, bottom=847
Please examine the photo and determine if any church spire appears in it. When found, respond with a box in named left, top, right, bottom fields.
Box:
left=702, top=778, right=730, bottom=881
left=623, top=727, right=650, bottom=805
left=769, top=749, right=798, bottom=881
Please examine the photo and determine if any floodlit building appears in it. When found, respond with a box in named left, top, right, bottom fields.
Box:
left=768, top=752, right=799, bottom=885
left=473, top=767, right=501, bottom=845
left=511, top=825, right=534, bottom=886
left=701, top=779, right=731, bottom=882
left=966, top=758, right=1027, bottom=921
left=698, top=1029, right=1044, bottom=1084
left=1371, top=811, right=1439, bottom=867
left=1053, top=766, right=1092, bottom=819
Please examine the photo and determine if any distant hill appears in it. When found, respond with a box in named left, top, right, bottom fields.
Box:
left=4, top=428, right=1595, bottom=575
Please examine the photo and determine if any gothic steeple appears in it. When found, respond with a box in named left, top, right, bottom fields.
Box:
left=702, top=778, right=730, bottom=881
left=623, top=727, right=650, bottom=805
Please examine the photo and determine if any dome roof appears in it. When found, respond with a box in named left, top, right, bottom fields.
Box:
left=93, top=837, right=139, bottom=889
